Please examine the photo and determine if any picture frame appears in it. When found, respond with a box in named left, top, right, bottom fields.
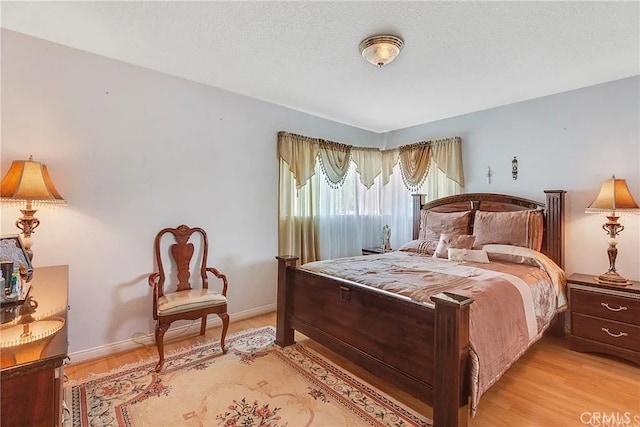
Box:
left=0, top=234, right=33, bottom=282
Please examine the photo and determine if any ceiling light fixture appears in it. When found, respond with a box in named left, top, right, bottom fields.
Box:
left=359, top=35, right=404, bottom=68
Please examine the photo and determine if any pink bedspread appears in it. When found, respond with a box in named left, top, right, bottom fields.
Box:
left=300, top=250, right=564, bottom=415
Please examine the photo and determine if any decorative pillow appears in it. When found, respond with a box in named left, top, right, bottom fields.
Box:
left=418, top=210, right=472, bottom=242
left=485, top=252, right=541, bottom=267
left=433, top=233, right=476, bottom=258
left=483, top=244, right=566, bottom=295
left=398, top=239, right=438, bottom=256
left=448, top=248, right=490, bottom=263
left=483, top=244, right=544, bottom=267
left=472, top=210, right=544, bottom=251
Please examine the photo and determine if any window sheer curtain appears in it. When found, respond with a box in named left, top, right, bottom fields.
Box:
left=317, top=161, right=414, bottom=259
left=278, top=132, right=464, bottom=263
left=419, top=165, right=463, bottom=203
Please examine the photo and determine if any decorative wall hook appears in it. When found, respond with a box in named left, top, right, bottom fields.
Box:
left=487, top=166, right=493, bottom=184
left=512, top=157, right=518, bottom=180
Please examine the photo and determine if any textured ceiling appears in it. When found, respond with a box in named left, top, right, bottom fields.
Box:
left=2, top=1, right=639, bottom=133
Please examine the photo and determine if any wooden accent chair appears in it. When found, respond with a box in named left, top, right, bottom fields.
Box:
left=148, top=225, right=229, bottom=372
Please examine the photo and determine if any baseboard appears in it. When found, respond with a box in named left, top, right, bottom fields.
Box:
left=67, top=304, right=276, bottom=365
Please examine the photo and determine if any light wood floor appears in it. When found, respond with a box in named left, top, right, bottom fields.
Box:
left=66, top=312, right=640, bottom=427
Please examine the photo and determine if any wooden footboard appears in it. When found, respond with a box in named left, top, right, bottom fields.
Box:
left=276, top=256, right=473, bottom=426
left=276, top=190, right=565, bottom=427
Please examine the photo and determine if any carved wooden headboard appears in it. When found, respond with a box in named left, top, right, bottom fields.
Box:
left=411, top=191, right=566, bottom=268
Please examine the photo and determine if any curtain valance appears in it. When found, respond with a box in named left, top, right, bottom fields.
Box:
left=277, top=131, right=464, bottom=190
left=431, top=137, right=465, bottom=187
left=318, top=140, right=351, bottom=188
left=399, top=141, right=432, bottom=191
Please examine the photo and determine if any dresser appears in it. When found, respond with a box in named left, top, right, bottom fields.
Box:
left=567, top=273, right=639, bottom=365
left=1, top=265, right=69, bottom=426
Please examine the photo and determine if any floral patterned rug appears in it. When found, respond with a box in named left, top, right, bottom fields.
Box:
left=67, top=326, right=431, bottom=426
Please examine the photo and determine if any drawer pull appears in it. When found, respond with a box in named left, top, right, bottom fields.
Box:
left=601, top=328, right=628, bottom=338
left=600, top=302, right=627, bottom=312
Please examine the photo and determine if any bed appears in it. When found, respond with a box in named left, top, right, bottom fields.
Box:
left=275, top=190, right=566, bottom=427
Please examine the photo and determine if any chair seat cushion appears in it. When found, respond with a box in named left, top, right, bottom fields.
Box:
left=158, top=288, right=227, bottom=316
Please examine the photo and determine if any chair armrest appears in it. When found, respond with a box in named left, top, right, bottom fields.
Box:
left=148, top=272, right=160, bottom=288
left=206, top=267, right=228, bottom=296
left=148, top=272, right=161, bottom=319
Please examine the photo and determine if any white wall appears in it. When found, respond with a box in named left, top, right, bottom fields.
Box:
left=3, top=30, right=639, bottom=360
left=385, top=76, right=640, bottom=280
left=0, top=30, right=379, bottom=356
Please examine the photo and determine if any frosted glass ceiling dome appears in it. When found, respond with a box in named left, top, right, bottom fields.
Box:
left=359, top=35, right=404, bottom=68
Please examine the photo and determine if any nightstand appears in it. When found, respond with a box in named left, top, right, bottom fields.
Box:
left=361, top=247, right=392, bottom=255
left=567, top=273, right=640, bottom=365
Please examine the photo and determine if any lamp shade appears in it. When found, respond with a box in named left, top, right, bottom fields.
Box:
left=0, top=156, right=66, bottom=205
left=586, top=176, right=639, bottom=213
left=359, top=35, right=403, bottom=67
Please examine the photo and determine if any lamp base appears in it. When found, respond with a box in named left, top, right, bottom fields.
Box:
left=595, top=271, right=632, bottom=286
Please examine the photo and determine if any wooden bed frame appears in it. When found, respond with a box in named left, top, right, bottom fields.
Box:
left=276, top=190, right=566, bottom=426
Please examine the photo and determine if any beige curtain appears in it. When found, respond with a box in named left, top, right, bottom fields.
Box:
left=277, top=132, right=319, bottom=190
left=318, top=141, right=352, bottom=188
left=351, top=147, right=382, bottom=189
left=278, top=157, right=319, bottom=264
left=277, top=131, right=464, bottom=262
left=399, top=141, right=432, bottom=191
left=431, top=137, right=465, bottom=187
left=380, top=148, right=400, bottom=186
left=349, top=147, right=399, bottom=189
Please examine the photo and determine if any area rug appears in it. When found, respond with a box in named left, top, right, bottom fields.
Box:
left=67, top=326, right=431, bottom=426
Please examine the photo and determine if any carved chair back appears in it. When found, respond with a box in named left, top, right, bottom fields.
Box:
left=153, top=224, right=211, bottom=299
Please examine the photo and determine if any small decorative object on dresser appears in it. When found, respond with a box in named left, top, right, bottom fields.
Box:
left=568, top=273, right=639, bottom=365
left=0, top=235, right=33, bottom=286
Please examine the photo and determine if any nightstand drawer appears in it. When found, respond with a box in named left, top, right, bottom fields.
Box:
left=570, top=288, right=640, bottom=325
left=572, top=314, right=640, bottom=352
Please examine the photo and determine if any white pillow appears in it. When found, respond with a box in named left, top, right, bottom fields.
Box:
left=432, top=233, right=476, bottom=259
left=447, top=248, right=490, bottom=263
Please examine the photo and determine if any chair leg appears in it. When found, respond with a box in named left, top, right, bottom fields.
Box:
left=200, top=316, right=207, bottom=335
left=155, top=322, right=170, bottom=372
left=218, top=313, right=230, bottom=354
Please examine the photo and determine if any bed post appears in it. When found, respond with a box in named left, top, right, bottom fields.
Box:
left=544, top=190, right=566, bottom=269
left=431, top=292, right=474, bottom=427
left=275, top=255, right=298, bottom=346
left=544, top=190, right=567, bottom=337
left=412, top=194, right=425, bottom=240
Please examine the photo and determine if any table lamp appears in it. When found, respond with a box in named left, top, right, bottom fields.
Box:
left=0, top=156, right=67, bottom=260
left=585, top=175, right=639, bottom=285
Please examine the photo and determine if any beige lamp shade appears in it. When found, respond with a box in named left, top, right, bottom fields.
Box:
left=585, top=176, right=639, bottom=214
left=0, top=156, right=66, bottom=205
